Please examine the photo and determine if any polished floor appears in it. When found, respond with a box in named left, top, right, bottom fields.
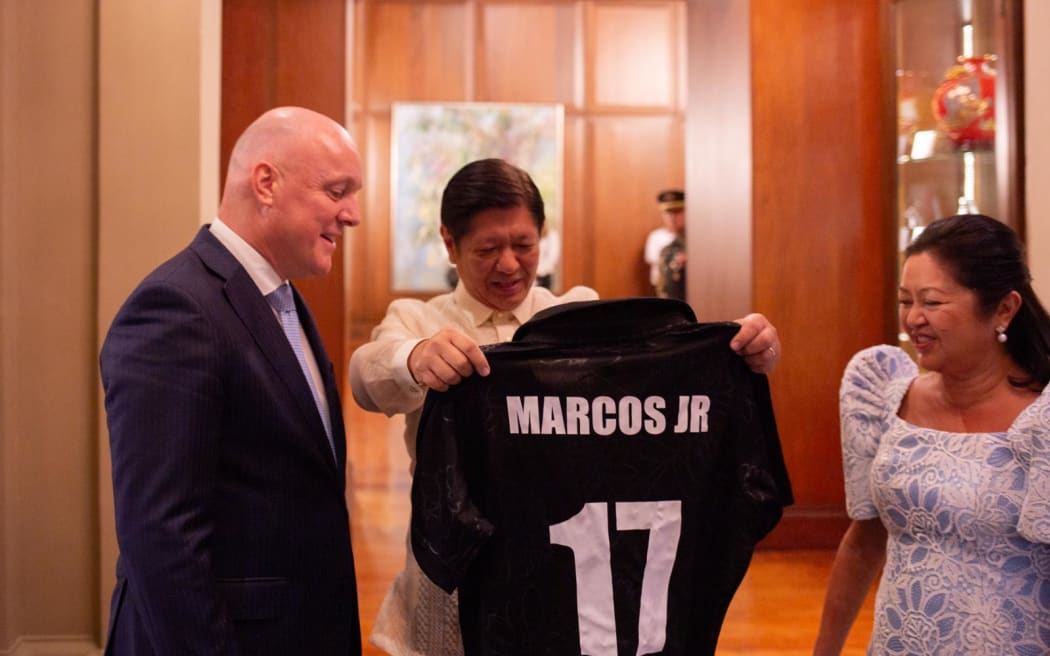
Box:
left=344, top=400, right=876, bottom=655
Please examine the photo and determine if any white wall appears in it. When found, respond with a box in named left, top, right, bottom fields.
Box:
left=0, top=1, right=220, bottom=652
left=96, top=0, right=221, bottom=640
left=1026, top=0, right=1049, bottom=298
left=1, top=2, right=99, bottom=652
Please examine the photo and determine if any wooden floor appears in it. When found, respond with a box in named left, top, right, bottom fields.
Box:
left=344, top=400, right=876, bottom=655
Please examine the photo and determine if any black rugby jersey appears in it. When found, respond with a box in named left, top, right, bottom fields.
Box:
left=411, top=298, right=792, bottom=656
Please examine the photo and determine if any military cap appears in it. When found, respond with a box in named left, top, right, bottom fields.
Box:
left=657, top=189, right=685, bottom=212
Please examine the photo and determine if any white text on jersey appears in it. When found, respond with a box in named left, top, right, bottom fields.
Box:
left=505, top=395, right=710, bottom=436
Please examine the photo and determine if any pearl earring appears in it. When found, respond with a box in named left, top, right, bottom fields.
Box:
left=996, top=326, right=1008, bottom=343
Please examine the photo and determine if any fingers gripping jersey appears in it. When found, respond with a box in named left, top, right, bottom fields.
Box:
left=410, top=298, right=793, bottom=656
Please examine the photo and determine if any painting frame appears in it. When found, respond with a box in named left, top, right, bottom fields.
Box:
left=389, top=101, right=565, bottom=293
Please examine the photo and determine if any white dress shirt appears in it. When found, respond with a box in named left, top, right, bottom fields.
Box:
left=209, top=218, right=330, bottom=425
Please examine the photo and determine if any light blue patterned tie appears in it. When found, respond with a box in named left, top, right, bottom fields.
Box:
left=266, top=284, right=336, bottom=461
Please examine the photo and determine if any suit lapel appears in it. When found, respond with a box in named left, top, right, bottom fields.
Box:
left=190, top=228, right=341, bottom=475
left=292, top=286, right=347, bottom=475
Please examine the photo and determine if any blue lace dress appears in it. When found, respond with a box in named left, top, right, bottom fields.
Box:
left=841, top=346, right=1050, bottom=655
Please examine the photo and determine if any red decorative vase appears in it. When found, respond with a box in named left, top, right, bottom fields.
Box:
left=931, top=55, right=996, bottom=150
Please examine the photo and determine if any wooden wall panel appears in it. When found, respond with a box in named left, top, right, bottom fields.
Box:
left=590, top=115, right=684, bottom=298
left=589, top=3, right=679, bottom=108
left=478, top=3, right=579, bottom=104
left=222, top=0, right=347, bottom=178
left=354, top=113, right=394, bottom=340
left=273, top=1, right=346, bottom=110
left=363, top=2, right=471, bottom=106
left=221, top=1, right=275, bottom=167
left=561, top=115, right=590, bottom=289
left=750, top=0, right=896, bottom=547
left=347, top=0, right=687, bottom=335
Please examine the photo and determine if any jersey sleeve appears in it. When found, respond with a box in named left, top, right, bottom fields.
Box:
left=735, top=370, right=794, bottom=542
left=839, top=345, right=917, bottom=520
left=1011, top=386, right=1050, bottom=544
left=410, top=386, right=494, bottom=594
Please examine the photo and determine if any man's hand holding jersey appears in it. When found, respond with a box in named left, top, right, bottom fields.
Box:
left=408, top=327, right=491, bottom=391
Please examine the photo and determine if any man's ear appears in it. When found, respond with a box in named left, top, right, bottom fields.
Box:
left=440, top=225, right=457, bottom=264
left=251, top=161, right=278, bottom=207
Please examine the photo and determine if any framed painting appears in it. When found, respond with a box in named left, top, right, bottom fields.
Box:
left=390, top=102, right=564, bottom=292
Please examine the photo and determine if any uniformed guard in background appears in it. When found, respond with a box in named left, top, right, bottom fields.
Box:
left=647, top=189, right=686, bottom=300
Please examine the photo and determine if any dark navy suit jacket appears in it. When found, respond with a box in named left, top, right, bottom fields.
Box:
left=100, top=226, right=361, bottom=655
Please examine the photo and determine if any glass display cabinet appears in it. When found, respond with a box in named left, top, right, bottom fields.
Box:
left=893, top=0, right=1024, bottom=244
left=892, top=0, right=1024, bottom=342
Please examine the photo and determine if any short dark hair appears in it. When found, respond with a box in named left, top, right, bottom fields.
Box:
left=440, top=158, right=545, bottom=243
left=905, top=214, right=1050, bottom=389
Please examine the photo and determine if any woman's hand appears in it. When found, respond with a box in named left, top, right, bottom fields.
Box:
left=730, top=313, right=781, bottom=374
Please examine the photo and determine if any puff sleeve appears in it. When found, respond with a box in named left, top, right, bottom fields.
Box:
left=839, top=345, right=918, bottom=520
left=1011, top=386, right=1050, bottom=544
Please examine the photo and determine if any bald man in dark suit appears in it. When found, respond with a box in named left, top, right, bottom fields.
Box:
left=101, top=107, right=363, bottom=655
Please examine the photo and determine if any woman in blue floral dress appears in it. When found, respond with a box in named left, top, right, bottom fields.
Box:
left=815, top=214, right=1050, bottom=655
